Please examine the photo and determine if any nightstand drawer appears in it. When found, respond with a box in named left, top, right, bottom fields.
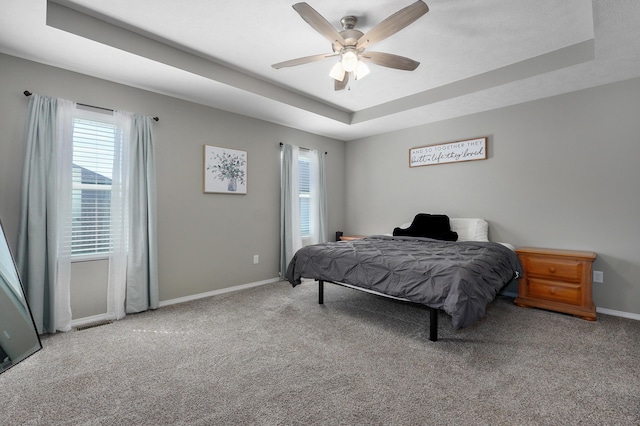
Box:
left=524, top=257, right=583, bottom=282
left=528, top=278, right=581, bottom=305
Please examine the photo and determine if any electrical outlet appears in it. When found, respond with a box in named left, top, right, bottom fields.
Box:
left=253, top=255, right=259, bottom=264
left=593, top=270, right=604, bottom=283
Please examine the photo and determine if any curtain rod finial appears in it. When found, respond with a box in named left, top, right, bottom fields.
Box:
left=24, top=90, right=32, bottom=97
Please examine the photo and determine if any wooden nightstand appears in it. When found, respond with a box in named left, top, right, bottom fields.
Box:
left=339, top=235, right=366, bottom=241
left=514, top=247, right=597, bottom=321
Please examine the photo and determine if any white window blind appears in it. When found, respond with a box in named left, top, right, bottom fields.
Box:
left=70, top=113, right=118, bottom=257
left=298, top=154, right=311, bottom=237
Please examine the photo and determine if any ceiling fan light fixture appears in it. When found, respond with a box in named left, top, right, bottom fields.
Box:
left=329, top=61, right=346, bottom=81
left=354, top=61, right=370, bottom=80
left=274, top=1, right=429, bottom=91
left=341, top=49, right=359, bottom=72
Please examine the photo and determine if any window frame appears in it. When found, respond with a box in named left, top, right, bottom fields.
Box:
left=69, top=108, right=118, bottom=262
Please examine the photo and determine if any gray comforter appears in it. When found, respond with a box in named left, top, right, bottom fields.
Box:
left=285, top=235, right=522, bottom=329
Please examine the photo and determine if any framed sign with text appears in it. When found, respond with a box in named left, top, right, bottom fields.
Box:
left=409, top=137, right=487, bottom=167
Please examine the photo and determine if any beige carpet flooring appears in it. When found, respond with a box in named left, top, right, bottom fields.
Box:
left=1, top=280, right=639, bottom=425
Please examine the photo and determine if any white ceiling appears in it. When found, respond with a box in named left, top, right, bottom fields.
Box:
left=1, top=0, right=639, bottom=141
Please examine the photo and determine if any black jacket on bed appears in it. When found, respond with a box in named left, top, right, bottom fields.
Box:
left=392, top=213, right=458, bottom=241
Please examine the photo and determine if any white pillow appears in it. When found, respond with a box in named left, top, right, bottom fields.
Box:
left=449, top=218, right=489, bottom=242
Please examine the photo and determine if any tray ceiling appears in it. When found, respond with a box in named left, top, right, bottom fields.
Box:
left=1, top=0, right=639, bottom=141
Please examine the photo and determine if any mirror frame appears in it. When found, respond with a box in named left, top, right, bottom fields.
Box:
left=0, top=218, right=42, bottom=374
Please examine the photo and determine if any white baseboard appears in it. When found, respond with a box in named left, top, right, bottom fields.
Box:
left=596, top=307, right=640, bottom=321
left=499, top=290, right=639, bottom=321
left=159, top=277, right=281, bottom=307
left=70, top=277, right=281, bottom=326
left=71, top=278, right=640, bottom=325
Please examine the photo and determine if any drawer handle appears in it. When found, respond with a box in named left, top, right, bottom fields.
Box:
left=550, top=287, right=556, bottom=295
left=549, top=267, right=556, bottom=273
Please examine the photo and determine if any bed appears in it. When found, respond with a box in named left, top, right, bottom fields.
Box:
left=284, top=215, right=522, bottom=341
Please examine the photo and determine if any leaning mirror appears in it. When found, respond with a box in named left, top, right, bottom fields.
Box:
left=0, top=218, right=41, bottom=374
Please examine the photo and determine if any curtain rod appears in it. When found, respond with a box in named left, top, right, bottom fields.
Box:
left=24, top=91, right=159, bottom=122
left=279, top=142, right=327, bottom=155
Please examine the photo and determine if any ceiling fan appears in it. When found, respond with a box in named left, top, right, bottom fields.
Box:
left=272, top=1, right=429, bottom=91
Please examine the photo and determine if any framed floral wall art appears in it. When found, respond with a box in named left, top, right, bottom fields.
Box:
left=203, top=145, right=247, bottom=194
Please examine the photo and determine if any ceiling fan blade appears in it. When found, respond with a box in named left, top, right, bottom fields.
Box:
left=334, top=72, right=349, bottom=91
left=360, top=51, right=420, bottom=71
left=357, top=0, right=429, bottom=50
left=272, top=53, right=337, bottom=69
left=293, top=3, right=346, bottom=47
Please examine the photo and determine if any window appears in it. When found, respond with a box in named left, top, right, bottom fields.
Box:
left=298, top=154, right=311, bottom=237
left=70, top=111, right=119, bottom=258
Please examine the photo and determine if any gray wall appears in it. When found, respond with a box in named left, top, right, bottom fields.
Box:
left=2, top=51, right=639, bottom=319
left=345, top=77, right=640, bottom=315
left=0, top=53, right=346, bottom=317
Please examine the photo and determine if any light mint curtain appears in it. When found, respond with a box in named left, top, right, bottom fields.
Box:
left=16, top=94, right=74, bottom=334
left=107, top=111, right=129, bottom=319
left=125, top=114, right=159, bottom=313
left=317, top=151, right=328, bottom=243
left=108, top=112, right=158, bottom=317
left=307, top=150, right=320, bottom=245
left=280, top=144, right=301, bottom=277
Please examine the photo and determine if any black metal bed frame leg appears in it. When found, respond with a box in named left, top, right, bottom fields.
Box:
left=429, top=308, right=438, bottom=342
left=317, top=279, right=438, bottom=342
